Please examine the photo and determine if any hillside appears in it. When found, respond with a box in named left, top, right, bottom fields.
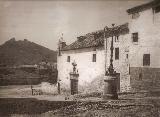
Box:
left=0, top=38, right=57, bottom=66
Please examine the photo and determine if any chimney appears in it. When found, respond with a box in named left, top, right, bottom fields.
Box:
left=58, top=33, right=67, bottom=56
left=61, top=42, right=66, bottom=48
left=77, top=36, right=86, bottom=42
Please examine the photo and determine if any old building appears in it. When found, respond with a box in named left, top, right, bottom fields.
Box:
left=126, top=0, right=160, bottom=91
left=57, top=0, right=160, bottom=92
left=57, top=30, right=105, bottom=91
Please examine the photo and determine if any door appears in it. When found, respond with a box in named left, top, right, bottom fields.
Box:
left=116, top=73, right=120, bottom=92
left=70, top=79, right=78, bottom=95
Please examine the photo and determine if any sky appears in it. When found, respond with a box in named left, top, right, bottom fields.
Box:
left=0, top=0, right=151, bottom=50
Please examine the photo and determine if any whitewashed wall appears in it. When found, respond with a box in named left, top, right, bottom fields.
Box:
left=129, top=8, right=160, bottom=68
left=57, top=47, right=105, bottom=91
left=107, top=8, right=160, bottom=92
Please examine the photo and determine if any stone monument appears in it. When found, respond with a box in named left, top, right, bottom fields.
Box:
left=69, top=61, right=79, bottom=95
left=103, top=24, right=118, bottom=100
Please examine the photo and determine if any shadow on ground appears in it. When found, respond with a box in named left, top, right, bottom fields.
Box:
left=1, top=97, right=160, bottom=117
left=0, top=98, right=77, bottom=117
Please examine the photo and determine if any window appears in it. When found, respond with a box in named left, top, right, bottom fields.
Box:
left=115, top=36, right=119, bottom=42
left=126, top=54, right=128, bottom=59
left=132, top=32, right=138, bottom=42
left=115, top=48, right=119, bottom=60
left=92, top=54, right=96, bottom=62
left=67, top=56, right=70, bottom=62
left=155, top=6, right=160, bottom=13
left=143, top=54, right=150, bottom=66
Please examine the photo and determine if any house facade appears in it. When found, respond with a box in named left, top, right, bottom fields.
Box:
left=57, top=0, right=160, bottom=92
left=57, top=31, right=106, bottom=91
left=127, top=0, right=160, bottom=91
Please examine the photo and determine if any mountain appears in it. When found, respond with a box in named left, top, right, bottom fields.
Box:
left=0, top=38, right=57, bottom=66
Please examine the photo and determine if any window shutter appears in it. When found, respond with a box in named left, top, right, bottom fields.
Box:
left=143, top=54, right=150, bottom=66
left=92, top=54, right=96, bottom=62
left=67, top=56, right=70, bottom=62
left=132, top=32, right=138, bottom=42
left=115, top=48, right=119, bottom=60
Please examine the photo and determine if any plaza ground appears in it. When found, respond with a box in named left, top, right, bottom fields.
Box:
left=0, top=85, right=160, bottom=117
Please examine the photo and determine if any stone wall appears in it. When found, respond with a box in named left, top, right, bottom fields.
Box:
left=127, top=8, right=160, bottom=92
left=130, top=67, right=160, bottom=91
left=0, top=77, right=42, bottom=85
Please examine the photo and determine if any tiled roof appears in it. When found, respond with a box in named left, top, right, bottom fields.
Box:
left=62, top=23, right=129, bottom=51
left=104, top=23, right=129, bottom=38
left=127, top=0, right=160, bottom=14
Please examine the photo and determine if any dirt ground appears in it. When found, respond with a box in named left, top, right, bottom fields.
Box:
left=3, top=99, right=159, bottom=117
left=43, top=100, right=160, bottom=117
left=0, top=85, right=160, bottom=117
left=0, top=85, right=66, bottom=101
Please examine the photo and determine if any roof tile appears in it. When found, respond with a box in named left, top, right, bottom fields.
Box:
left=127, top=0, right=160, bottom=14
left=62, top=23, right=129, bottom=51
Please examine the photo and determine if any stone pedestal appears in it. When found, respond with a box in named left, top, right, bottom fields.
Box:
left=70, top=73, right=79, bottom=95
left=103, top=75, right=118, bottom=100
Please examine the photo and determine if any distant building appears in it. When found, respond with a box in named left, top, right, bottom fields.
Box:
left=57, top=0, right=160, bottom=92
left=38, top=61, right=57, bottom=70
left=19, top=64, right=38, bottom=68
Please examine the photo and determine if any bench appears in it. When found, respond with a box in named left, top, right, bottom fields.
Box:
left=31, top=86, right=43, bottom=95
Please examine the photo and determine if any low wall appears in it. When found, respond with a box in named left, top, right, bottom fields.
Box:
left=130, top=67, right=160, bottom=91
left=0, top=68, right=58, bottom=86
left=0, top=77, right=42, bottom=85
left=0, top=98, right=78, bottom=116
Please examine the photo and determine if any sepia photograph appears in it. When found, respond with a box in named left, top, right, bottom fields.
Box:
left=0, top=0, right=160, bottom=116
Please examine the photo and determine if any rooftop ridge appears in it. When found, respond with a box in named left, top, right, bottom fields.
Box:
left=61, top=23, right=129, bottom=51
left=127, top=0, right=160, bottom=14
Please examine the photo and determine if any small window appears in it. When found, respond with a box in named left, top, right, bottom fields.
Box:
left=132, top=32, right=138, bottom=42
left=143, top=54, right=150, bottom=66
left=155, top=6, right=160, bottom=13
left=67, top=56, right=70, bottom=62
left=92, top=54, right=96, bottom=62
left=115, top=36, right=119, bottom=42
left=115, top=48, right=119, bottom=60
left=126, top=54, right=128, bottom=59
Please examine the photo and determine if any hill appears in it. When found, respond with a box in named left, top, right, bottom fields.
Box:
left=0, top=38, right=57, bottom=66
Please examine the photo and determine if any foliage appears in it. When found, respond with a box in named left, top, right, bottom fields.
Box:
left=0, top=38, right=57, bottom=66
